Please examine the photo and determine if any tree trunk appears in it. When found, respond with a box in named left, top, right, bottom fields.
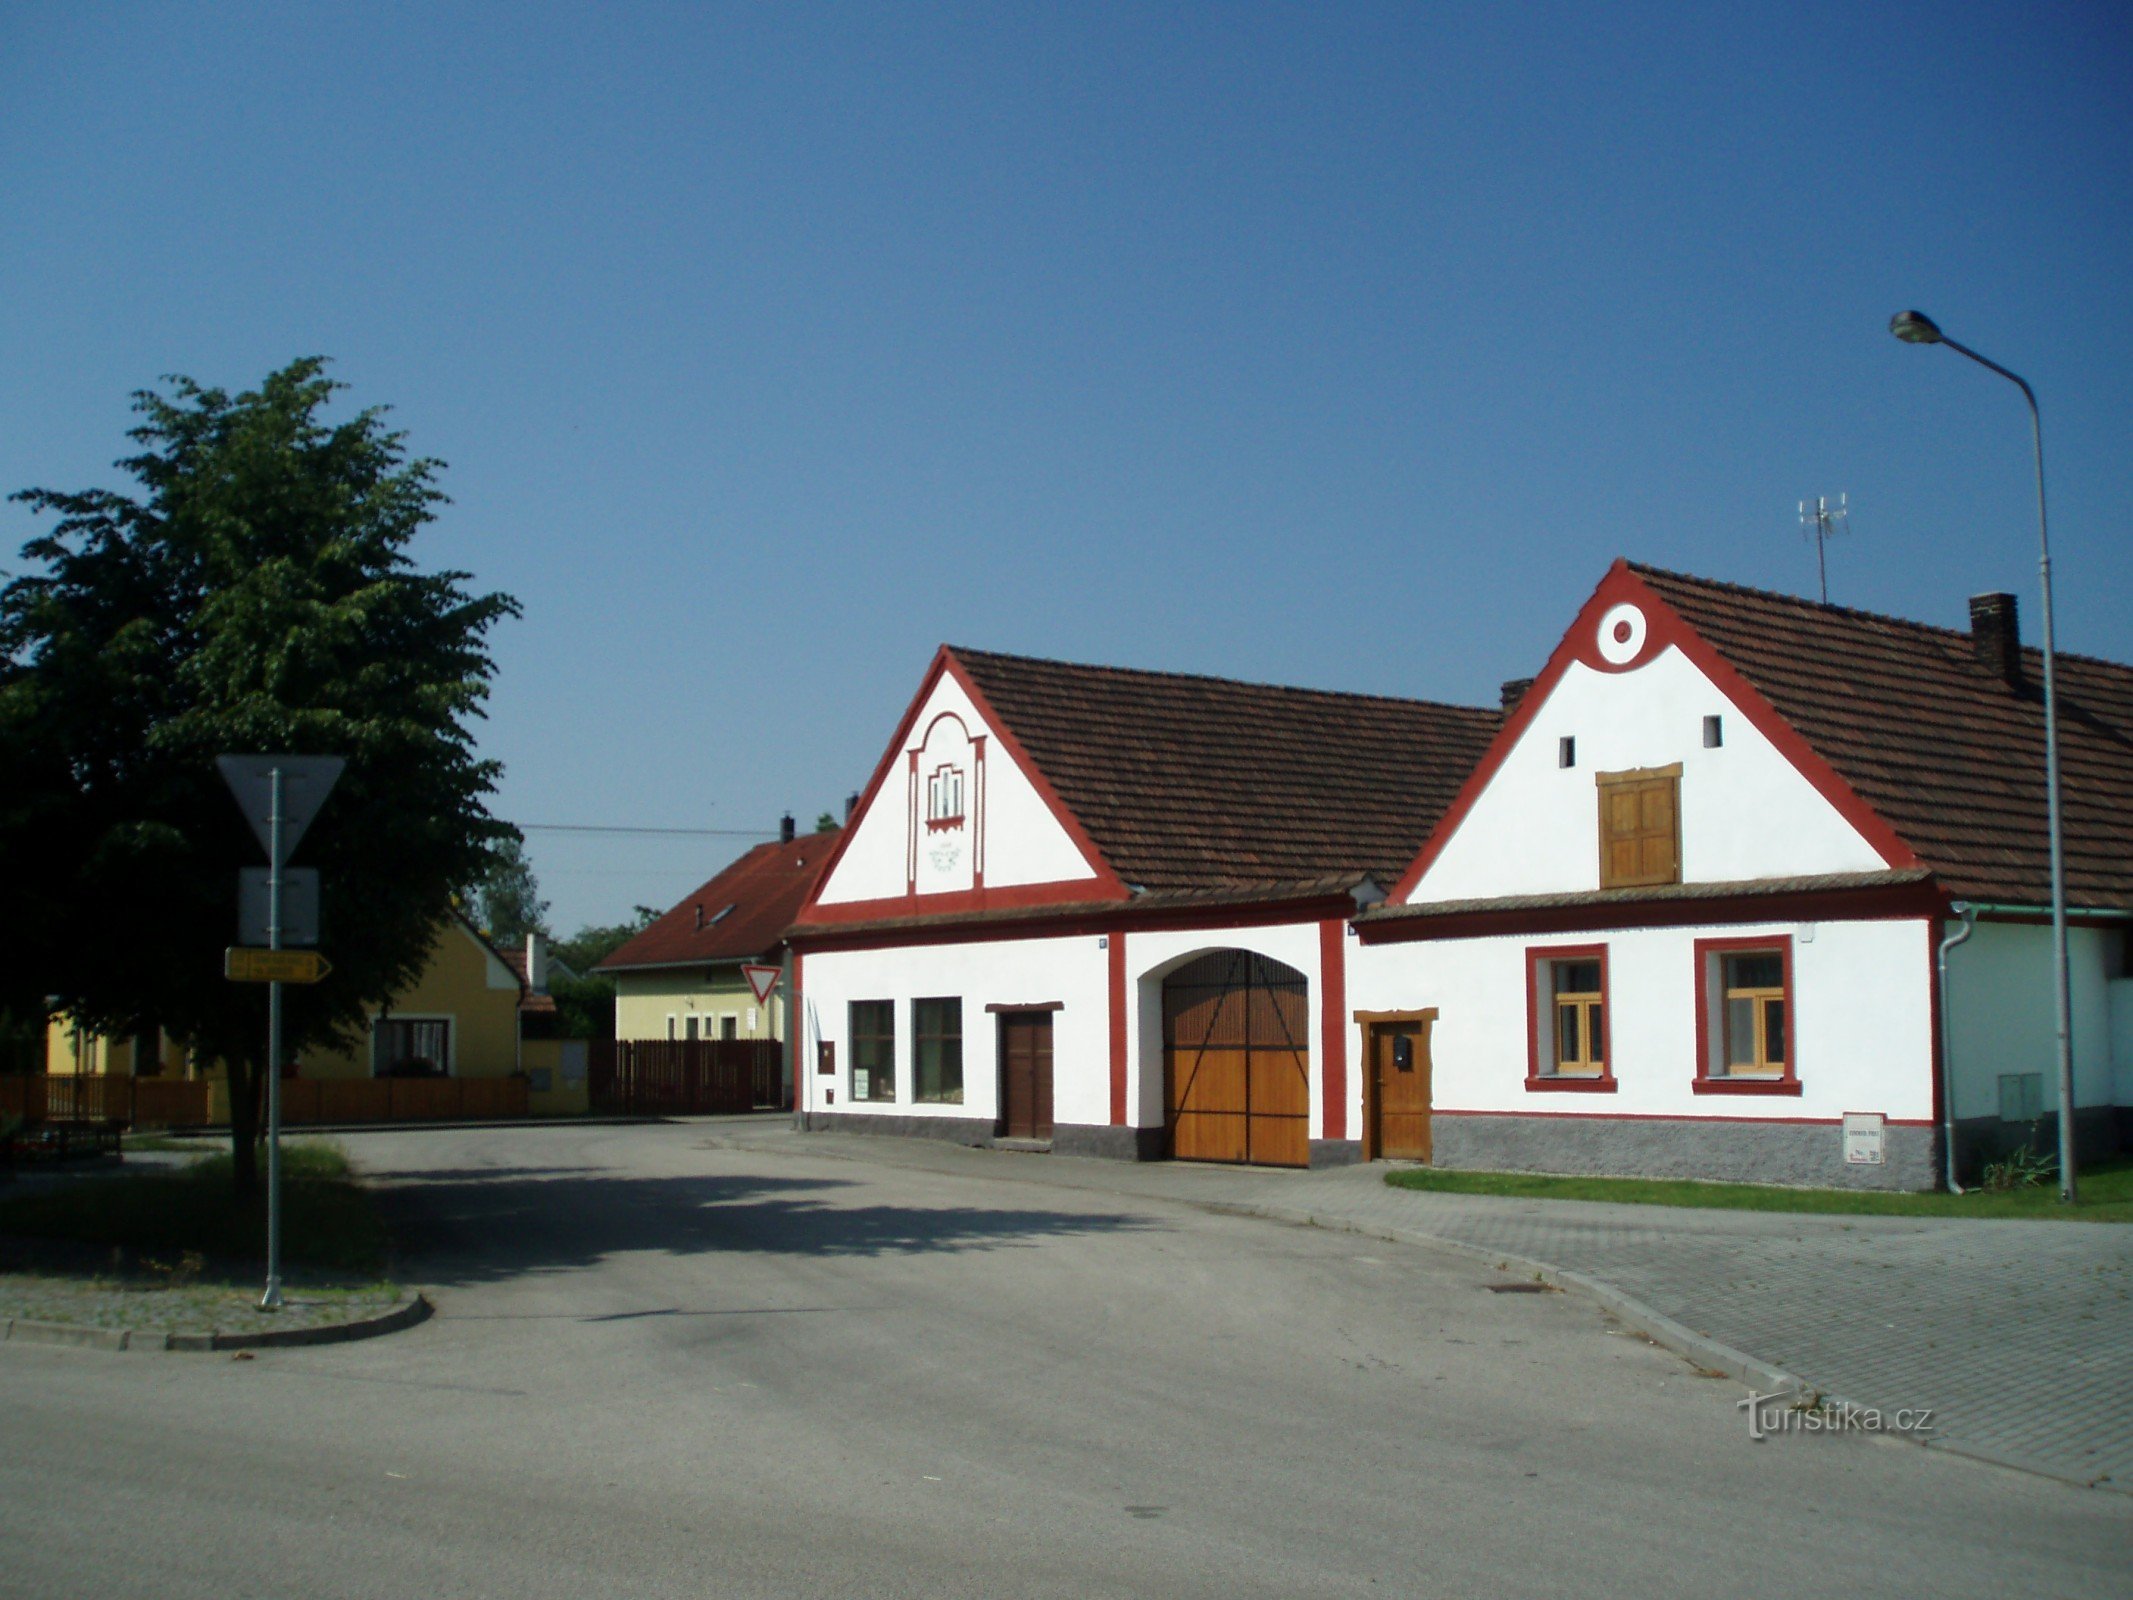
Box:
left=227, top=1054, right=261, bottom=1200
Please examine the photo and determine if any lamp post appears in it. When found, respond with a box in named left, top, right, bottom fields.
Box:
left=1890, top=309, right=2075, bottom=1203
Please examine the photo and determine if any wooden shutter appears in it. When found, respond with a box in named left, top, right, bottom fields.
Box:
left=1596, top=765, right=1681, bottom=888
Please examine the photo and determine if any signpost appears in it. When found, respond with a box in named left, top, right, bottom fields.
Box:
left=216, top=755, right=344, bottom=1311
left=225, top=948, right=332, bottom=984
left=238, top=867, right=319, bottom=947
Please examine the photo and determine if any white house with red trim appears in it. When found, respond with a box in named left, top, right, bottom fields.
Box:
left=788, top=562, right=2133, bottom=1189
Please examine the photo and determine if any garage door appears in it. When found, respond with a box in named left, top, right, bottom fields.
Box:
left=1162, top=951, right=1310, bottom=1167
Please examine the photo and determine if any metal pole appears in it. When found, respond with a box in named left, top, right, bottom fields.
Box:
left=262, top=765, right=286, bottom=1309
left=1938, top=335, right=2077, bottom=1203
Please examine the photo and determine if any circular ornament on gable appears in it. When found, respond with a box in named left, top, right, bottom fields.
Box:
left=1595, top=602, right=1648, bottom=667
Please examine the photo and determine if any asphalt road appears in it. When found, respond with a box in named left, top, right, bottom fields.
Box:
left=2, top=1120, right=2125, bottom=1599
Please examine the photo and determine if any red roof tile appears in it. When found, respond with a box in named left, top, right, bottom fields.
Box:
left=950, top=648, right=1501, bottom=894
left=597, top=830, right=841, bottom=972
left=1633, top=564, right=2133, bottom=911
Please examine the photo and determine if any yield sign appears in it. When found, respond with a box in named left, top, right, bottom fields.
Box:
left=742, top=964, right=782, bottom=1005
left=216, top=755, right=346, bottom=867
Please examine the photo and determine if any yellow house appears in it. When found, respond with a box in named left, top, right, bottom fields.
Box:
left=597, top=821, right=840, bottom=1055
left=44, top=914, right=589, bottom=1117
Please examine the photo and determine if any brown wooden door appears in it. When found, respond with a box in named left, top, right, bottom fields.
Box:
left=1163, top=952, right=1310, bottom=1168
left=1368, top=1018, right=1432, bottom=1161
left=998, top=1012, right=1054, bottom=1141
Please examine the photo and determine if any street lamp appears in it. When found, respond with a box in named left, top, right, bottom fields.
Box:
left=1889, top=309, right=2076, bottom=1203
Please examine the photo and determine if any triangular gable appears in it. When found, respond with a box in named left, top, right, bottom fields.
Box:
left=806, top=647, right=1128, bottom=922
left=1391, top=561, right=1921, bottom=905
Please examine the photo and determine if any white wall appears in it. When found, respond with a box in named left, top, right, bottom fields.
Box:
left=1346, top=916, right=1936, bottom=1125
left=798, top=936, right=1109, bottom=1125
left=1409, top=649, right=1888, bottom=904
left=815, top=668, right=1100, bottom=907
left=1944, top=921, right=2122, bottom=1121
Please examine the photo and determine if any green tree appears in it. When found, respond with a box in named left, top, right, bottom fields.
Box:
left=814, top=811, right=838, bottom=833
left=549, top=906, right=659, bottom=975
left=0, top=359, right=519, bottom=1195
left=468, top=834, right=549, bottom=945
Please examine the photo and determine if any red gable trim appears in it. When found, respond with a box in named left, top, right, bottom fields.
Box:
left=793, top=893, right=1357, bottom=955
left=1318, top=918, right=1347, bottom=1141
left=939, top=648, right=1130, bottom=902
left=801, top=645, right=1132, bottom=927
left=1389, top=561, right=1920, bottom=904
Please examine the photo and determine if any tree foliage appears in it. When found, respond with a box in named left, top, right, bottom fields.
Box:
left=468, top=834, right=549, bottom=945
left=0, top=359, right=519, bottom=1190
left=549, top=907, right=659, bottom=976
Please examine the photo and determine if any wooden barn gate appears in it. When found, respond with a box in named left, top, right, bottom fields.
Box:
left=1162, top=951, right=1311, bottom=1167
left=589, top=1039, right=786, bottom=1115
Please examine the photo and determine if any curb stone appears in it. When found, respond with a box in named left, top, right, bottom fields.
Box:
left=0, top=1292, right=431, bottom=1355
left=1204, top=1195, right=2123, bottom=1494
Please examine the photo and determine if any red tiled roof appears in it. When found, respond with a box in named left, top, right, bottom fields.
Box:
left=492, top=947, right=557, bottom=1014
left=950, top=648, right=1502, bottom=893
left=597, top=830, right=842, bottom=972
left=1633, top=564, right=2133, bottom=912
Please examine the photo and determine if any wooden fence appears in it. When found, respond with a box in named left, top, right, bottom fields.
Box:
left=276, top=1076, right=529, bottom=1124
left=0, top=1075, right=214, bottom=1129
left=589, top=1039, right=785, bottom=1116
left=0, top=1073, right=529, bottom=1128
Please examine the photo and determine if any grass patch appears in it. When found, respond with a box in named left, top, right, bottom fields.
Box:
left=0, top=1139, right=390, bottom=1274
left=1385, top=1158, right=2133, bottom=1222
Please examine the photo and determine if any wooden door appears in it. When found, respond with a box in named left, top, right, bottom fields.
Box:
left=998, top=1012, right=1054, bottom=1141
left=1367, top=1017, right=1433, bottom=1161
left=1163, top=952, right=1310, bottom=1168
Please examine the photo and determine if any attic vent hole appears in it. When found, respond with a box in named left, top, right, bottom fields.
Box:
left=1703, top=715, right=1723, bottom=748
left=1558, top=737, right=1576, bottom=769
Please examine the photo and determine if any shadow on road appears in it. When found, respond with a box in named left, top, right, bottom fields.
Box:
left=368, top=1165, right=1166, bottom=1286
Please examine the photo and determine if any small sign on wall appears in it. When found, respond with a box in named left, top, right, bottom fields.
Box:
left=817, top=1040, right=836, bottom=1077
left=1842, top=1112, right=1886, bottom=1166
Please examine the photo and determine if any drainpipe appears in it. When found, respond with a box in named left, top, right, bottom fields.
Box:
left=1936, top=903, right=1978, bottom=1194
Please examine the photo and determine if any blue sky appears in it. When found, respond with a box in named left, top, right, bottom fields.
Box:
left=4, top=2, right=2127, bottom=935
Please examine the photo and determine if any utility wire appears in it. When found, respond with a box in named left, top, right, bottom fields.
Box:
left=510, top=823, right=776, bottom=838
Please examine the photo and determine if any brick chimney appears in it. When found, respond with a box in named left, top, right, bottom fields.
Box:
left=779, top=812, right=796, bottom=844
left=1969, top=592, right=2022, bottom=686
left=844, top=790, right=860, bottom=822
left=1500, top=677, right=1534, bottom=711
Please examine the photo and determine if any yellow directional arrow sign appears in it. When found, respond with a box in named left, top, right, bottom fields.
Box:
left=225, top=947, right=332, bottom=985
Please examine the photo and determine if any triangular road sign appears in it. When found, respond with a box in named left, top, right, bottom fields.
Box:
left=217, top=755, right=346, bottom=867
left=742, top=964, right=782, bottom=1005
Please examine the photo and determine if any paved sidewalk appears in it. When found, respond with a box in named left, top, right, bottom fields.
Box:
left=724, top=1122, right=2132, bottom=1491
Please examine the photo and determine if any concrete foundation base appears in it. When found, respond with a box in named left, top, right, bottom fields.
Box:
left=1428, top=1113, right=1940, bottom=1192
left=801, top=1111, right=994, bottom=1147
left=1051, top=1123, right=1165, bottom=1161
left=1309, top=1139, right=1364, bottom=1169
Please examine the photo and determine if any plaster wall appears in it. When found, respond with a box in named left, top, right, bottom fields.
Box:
left=305, top=921, right=523, bottom=1079
left=1409, top=649, right=1887, bottom=904
left=1346, top=915, right=1936, bottom=1125
left=815, top=670, right=1099, bottom=906
left=1943, top=920, right=2122, bottom=1120
left=613, top=967, right=782, bottom=1042
left=797, top=935, right=1108, bottom=1128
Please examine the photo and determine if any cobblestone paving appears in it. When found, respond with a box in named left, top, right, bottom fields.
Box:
left=728, top=1124, right=2133, bottom=1490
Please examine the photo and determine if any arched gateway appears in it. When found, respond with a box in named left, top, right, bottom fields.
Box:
left=1161, top=951, right=1310, bottom=1167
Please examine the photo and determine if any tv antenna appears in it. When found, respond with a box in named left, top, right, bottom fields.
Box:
left=1799, top=493, right=1848, bottom=604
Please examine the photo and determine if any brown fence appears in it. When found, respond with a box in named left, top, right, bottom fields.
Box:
left=0, top=1073, right=529, bottom=1129
left=589, top=1039, right=785, bottom=1116
left=276, top=1076, right=529, bottom=1125
left=0, top=1076, right=213, bottom=1129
